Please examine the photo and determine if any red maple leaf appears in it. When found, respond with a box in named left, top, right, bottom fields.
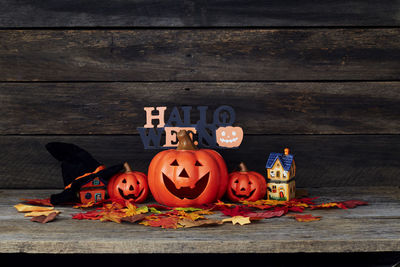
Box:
left=340, top=200, right=368, bottom=208
left=219, top=205, right=252, bottom=217
left=245, top=209, right=287, bottom=219
left=72, top=210, right=102, bottom=220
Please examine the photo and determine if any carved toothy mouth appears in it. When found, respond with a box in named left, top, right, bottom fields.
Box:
left=219, top=137, right=239, bottom=143
left=162, top=172, right=209, bottom=200
left=118, top=187, right=144, bottom=200
left=231, top=188, right=256, bottom=199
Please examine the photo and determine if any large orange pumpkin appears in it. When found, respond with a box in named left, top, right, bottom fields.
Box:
left=107, top=162, right=149, bottom=203
left=226, top=162, right=267, bottom=202
left=148, top=130, right=228, bottom=207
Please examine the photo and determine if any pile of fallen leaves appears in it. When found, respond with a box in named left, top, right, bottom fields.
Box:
left=14, top=196, right=368, bottom=228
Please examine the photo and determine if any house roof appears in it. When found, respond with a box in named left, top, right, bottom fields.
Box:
left=265, top=152, right=294, bottom=171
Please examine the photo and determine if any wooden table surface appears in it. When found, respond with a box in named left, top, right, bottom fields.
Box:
left=0, top=186, right=399, bottom=254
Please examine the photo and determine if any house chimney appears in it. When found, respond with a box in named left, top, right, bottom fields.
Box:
left=284, top=148, right=290, bottom=156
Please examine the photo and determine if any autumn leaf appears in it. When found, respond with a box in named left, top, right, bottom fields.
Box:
left=289, top=214, right=321, bottom=222
left=245, top=209, right=286, bottom=219
left=340, top=200, right=368, bottom=209
left=141, top=216, right=181, bottom=229
left=178, top=218, right=224, bottom=228
left=288, top=206, right=305, bottom=213
left=72, top=210, right=102, bottom=220
left=73, top=201, right=96, bottom=209
left=290, top=197, right=318, bottom=205
left=121, top=202, right=148, bottom=217
left=175, top=210, right=204, bottom=221
left=21, top=198, right=53, bottom=207
left=149, top=207, right=162, bottom=214
left=14, top=204, right=55, bottom=213
left=218, top=205, right=252, bottom=217
left=222, top=216, right=251, bottom=225
left=174, top=207, right=203, bottom=212
left=30, top=212, right=58, bottom=223
left=121, top=214, right=148, bottom=223
left=310, top=202, right=347, bottom=210
left=100, top=210, right=125, bottom=223
left=24, top=210, right=61, bottom=217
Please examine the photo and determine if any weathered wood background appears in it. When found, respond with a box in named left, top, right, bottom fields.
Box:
left=1, top=1, right=399, bottom=188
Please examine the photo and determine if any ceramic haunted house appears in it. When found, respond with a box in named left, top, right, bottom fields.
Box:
left=265, top=148, right=296, bottom=201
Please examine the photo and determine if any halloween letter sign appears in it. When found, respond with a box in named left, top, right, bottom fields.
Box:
left=137, top=106, right=244, bottom=149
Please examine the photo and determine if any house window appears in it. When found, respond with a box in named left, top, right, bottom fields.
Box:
left=93, top=179, right=100, bottom=186
left=283, top=171, right=288, bottom=178
left=270, top=170, right=275, bottom=178
left=95, top=193, right=102, bottom=202
left=276, top=171, right=280, bottom=178
left=272, top=185, right=277, bottom=193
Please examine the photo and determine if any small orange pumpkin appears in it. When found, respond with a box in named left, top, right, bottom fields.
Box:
left=148, top=130, right=228, bottom=207
left=226, top=162, right=267, bottom=202
left=107, top=162, right=149, bottom=203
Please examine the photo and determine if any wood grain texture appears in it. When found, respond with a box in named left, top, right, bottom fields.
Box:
left=0, top=187, right=398, bottom=253
left=1, top=0, right=400, bottom=27
left=1, top=135, right=399, bottom=189
left=1, top=82, right=399, bottom=135
left=0, top=29, right=399, bottom=81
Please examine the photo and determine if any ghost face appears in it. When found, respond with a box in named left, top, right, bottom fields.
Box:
left=216, top=126, right=243, bottom=148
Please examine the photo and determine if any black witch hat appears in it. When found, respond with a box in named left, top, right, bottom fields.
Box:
left=46, top=142, right=123, bottom=205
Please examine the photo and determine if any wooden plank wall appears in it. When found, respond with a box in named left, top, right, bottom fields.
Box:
left=1, top=1, right=399, bottom=189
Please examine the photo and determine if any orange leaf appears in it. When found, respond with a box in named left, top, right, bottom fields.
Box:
left=21, top=198, right=53, bottom=207
left=289, top=214, right=321, bottom=222
left=141, top=216, right=181, bottom=229
left=310, top=202, right=346, bottom=210
left=30, top=212, right=59, bottom=223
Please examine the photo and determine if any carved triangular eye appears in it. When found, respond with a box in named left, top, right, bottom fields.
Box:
left=122, top=179, right=126, bottom=183
left=170, top=159, right=179, bottom=166
left=195, top=160, right=202, bottom=166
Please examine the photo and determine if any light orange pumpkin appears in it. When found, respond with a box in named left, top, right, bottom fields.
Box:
left=226, top=162, right=267, bottom=202
left=107, top=162, right=149, bottom=203
left=148, top=130, right=228, bottom=207
left=216, top=126, right=243, bottom=148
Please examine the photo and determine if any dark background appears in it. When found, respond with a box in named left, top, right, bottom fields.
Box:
left=1, top=0, right=399, bottom=189
left=0, top=1, right=399, bottom=265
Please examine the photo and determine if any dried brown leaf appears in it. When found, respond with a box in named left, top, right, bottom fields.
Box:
left=30, top=212, right=58, bottom=223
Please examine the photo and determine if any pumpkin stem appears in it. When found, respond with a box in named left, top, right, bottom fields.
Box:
left=123, top=162, right=132, bottom=173
left=176, top=130, right=198, bottom=151
left=238, top=162, right=249, bottom=172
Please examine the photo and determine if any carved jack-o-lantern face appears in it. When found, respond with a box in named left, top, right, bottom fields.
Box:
left=226, top=162, right=267, bottom=202
left=148, top=130, right=228, bottom=207
left=216, top=126, right=243, bottom=148
left=107, top=163, right=149, bottom=203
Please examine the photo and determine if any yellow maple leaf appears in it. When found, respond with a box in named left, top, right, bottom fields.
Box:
left=14, top=204, right=54, bottom=213
left=99, top=211, right=124, bottom=223
left=73, top=201, right=95, bottom=209
left=24, top=210, right=61, bottom=217
left=222, top=216, right=251, bottom=225
left=122, top=203, right=148, bottom=217
left=176, top=210, right=204, bottom=221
